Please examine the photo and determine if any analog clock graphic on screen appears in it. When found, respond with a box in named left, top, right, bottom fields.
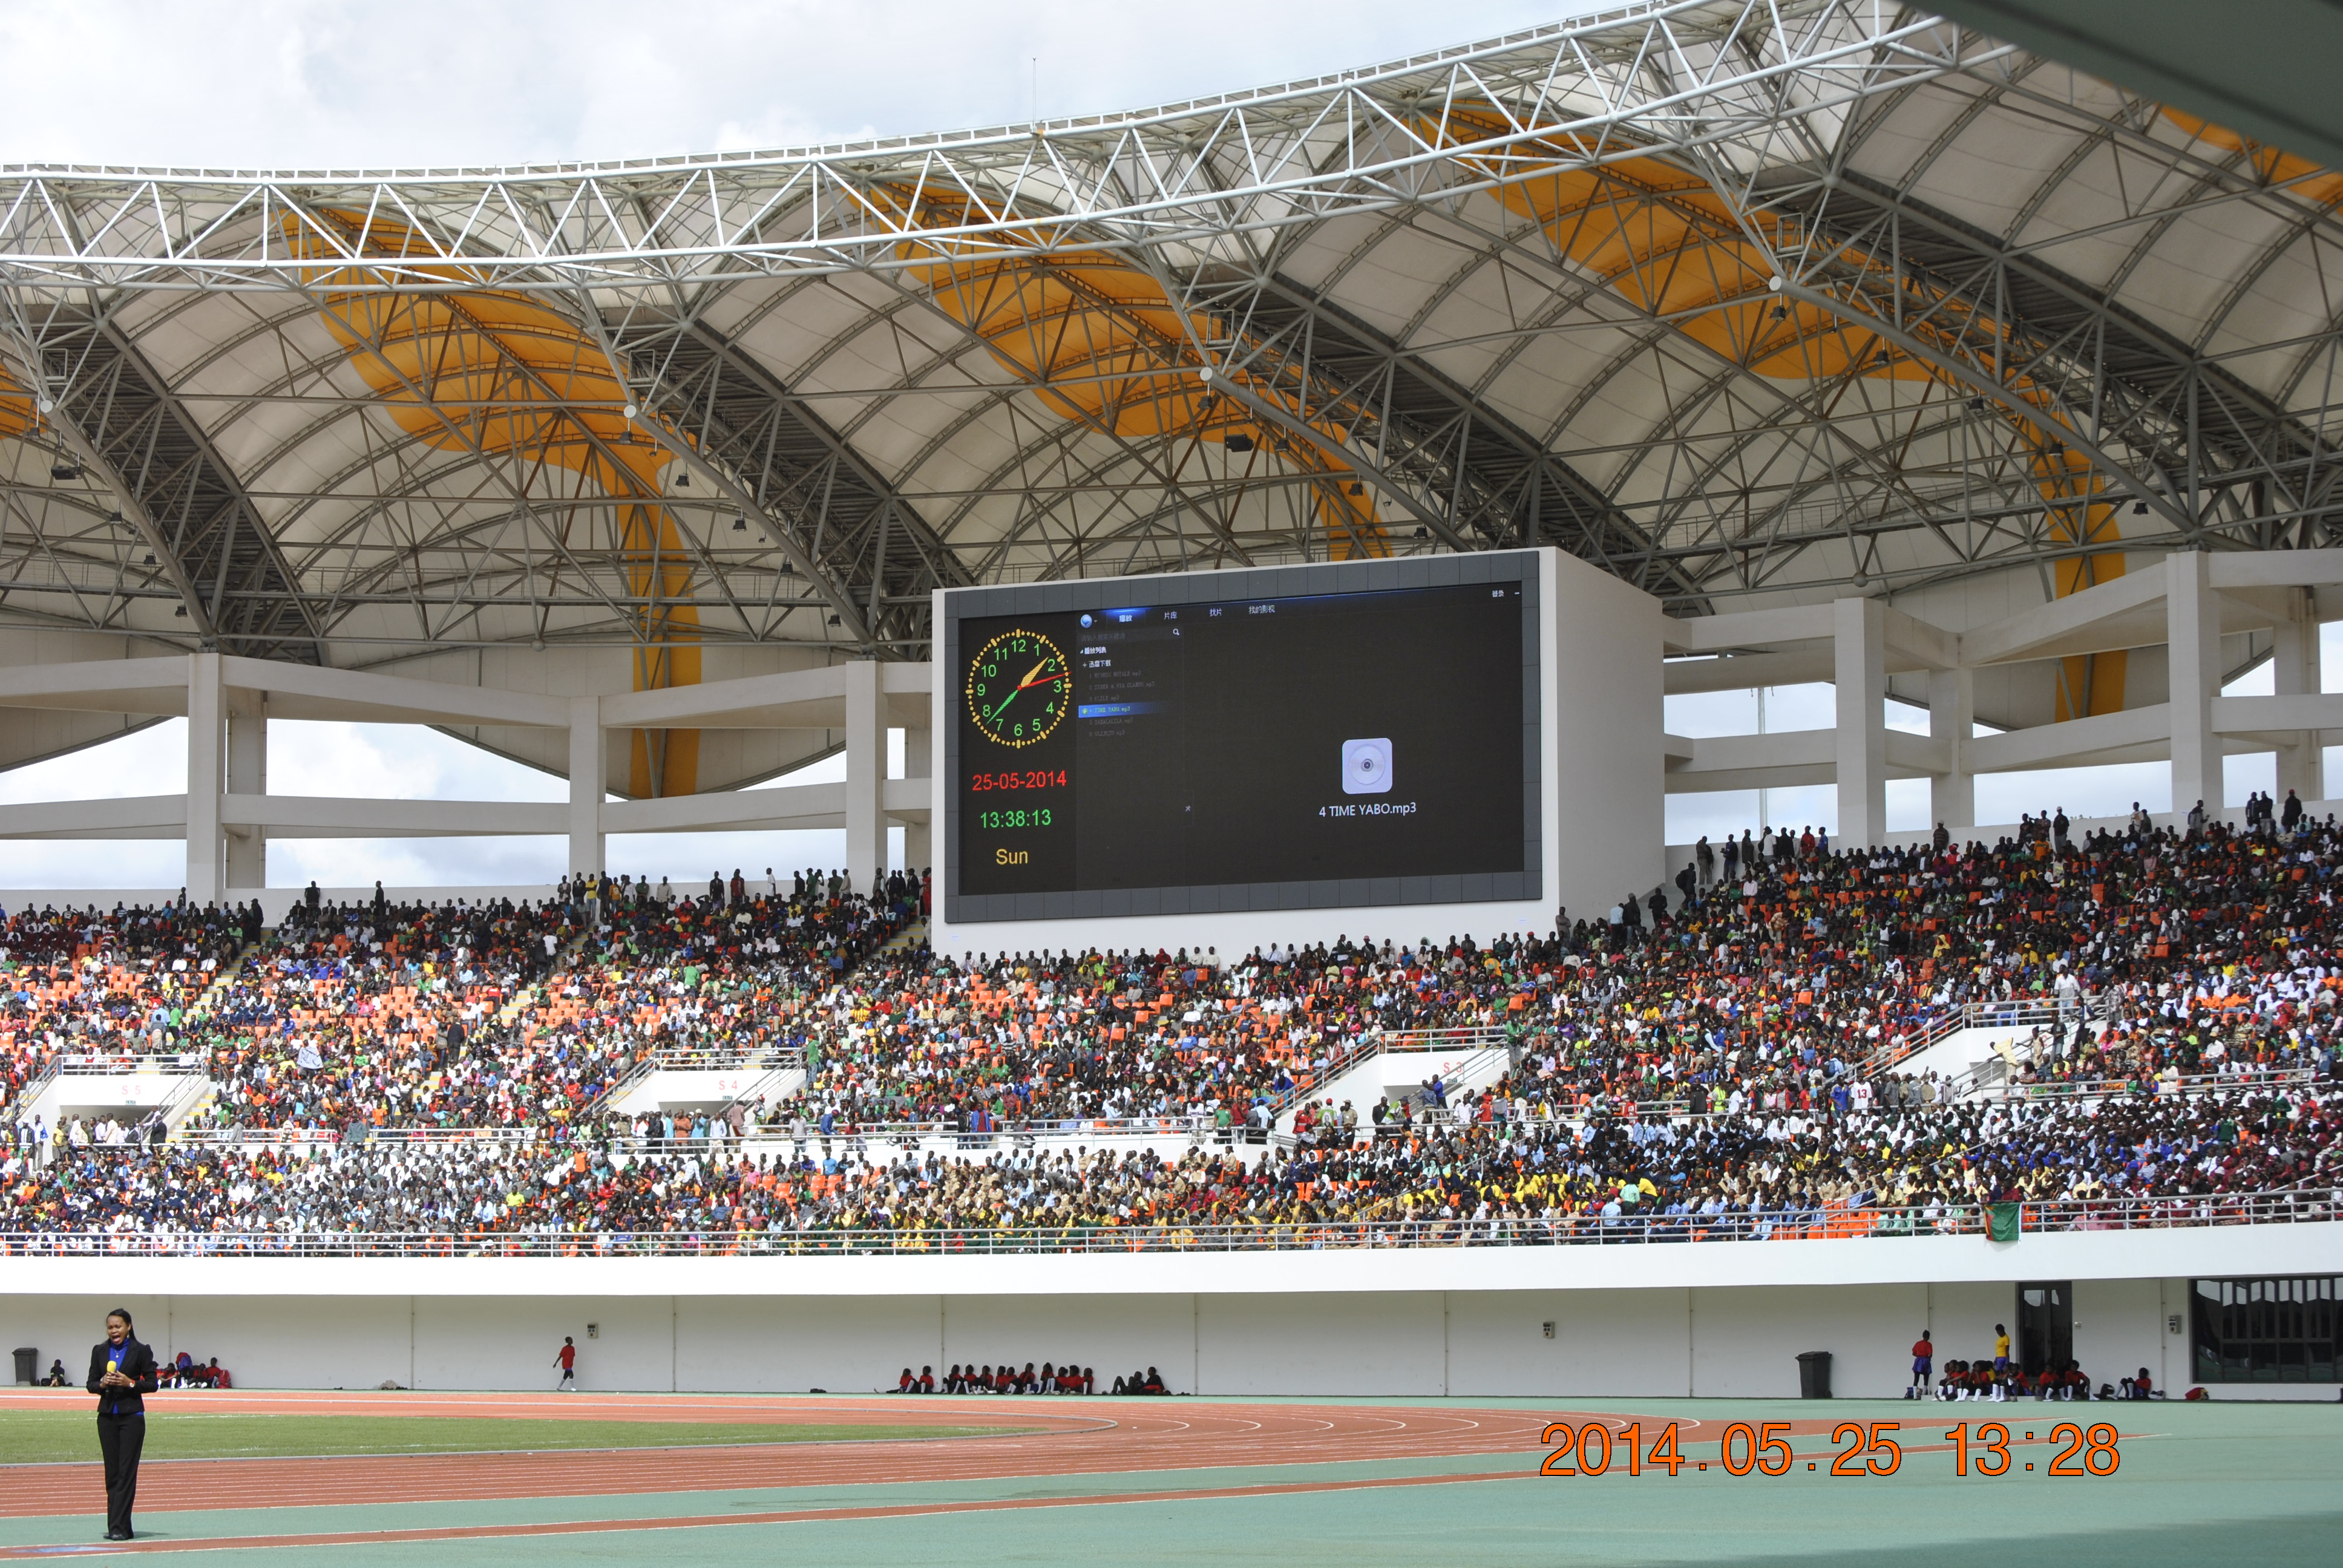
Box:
left=966, top=629, right=1071, bottom=748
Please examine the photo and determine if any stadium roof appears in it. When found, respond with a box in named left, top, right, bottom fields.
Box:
left=0, top=0, right=2336, bottom=682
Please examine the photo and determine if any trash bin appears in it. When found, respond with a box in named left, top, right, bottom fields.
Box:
left=11, top=1348, right=36, bottom=1387
left=1796, top=1350, right=1833, bottom=1399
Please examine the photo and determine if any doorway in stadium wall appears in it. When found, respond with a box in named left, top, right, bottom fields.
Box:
left=2018, top=1281, right=2075, bottom=1376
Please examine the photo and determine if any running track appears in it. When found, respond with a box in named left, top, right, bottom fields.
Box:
left=0, top=1391, right=2126, bottom=1556
left=0, top=1390, right=1588, bottom=1517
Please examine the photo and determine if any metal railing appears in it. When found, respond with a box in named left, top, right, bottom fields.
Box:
left=1856, top=1008, right=1965, bottom=1077
left=644, top=1045, right=807, bottom=1071
left=164, top=1125, right=344, bottom=1147
left=768, top=1114, right=1228, bottom=1142
left=0, top=1189, right=2328, bottom=1259
left=15, top=1051, right=206, bottom=1109
left=48, top=1052, right=206, bottom=1074
left=581, top=1042, right=808, bottom=1119
left=154, top=1072, right=215, bottom=1135
left=1858, top=994, right=2111, bottom=1078
left=119, top=1065, right=2327, bottom=1157
left=1267, top=1025, right=1515, bottom=1118
left=1978, top=1067, right=2320, bottom=1102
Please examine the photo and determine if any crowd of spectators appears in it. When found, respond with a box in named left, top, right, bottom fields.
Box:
left=1, top=811, right=2340, bottom=1246
left=787, top=809, right=2341, bottom=1145
left=0, top=901, right=257, bottom=1109
left=2, top=1067, right=2330, bottom=1244
left=4, top=869, right=915, bottom=1145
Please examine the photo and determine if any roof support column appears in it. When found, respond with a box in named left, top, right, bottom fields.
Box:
left=845, top=660, right=884, bottom=892
left=225, top=688, right=267, bottom=892
left=2272, top=587, right=2322, bottom=805
left=2168, top=552, right=2223, bottom=825
left=185, top=653, right=224, bottom=907
left=903, top=724, right=931, bottom=877
left=1834, top=597, right=1886, bottom=849
left=568, top=696, right=605, bottom=878
left=1928, top=665, right=1974, bottom=841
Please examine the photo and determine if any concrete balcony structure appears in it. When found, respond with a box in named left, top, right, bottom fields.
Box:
left=7, top=547, right=2342, bottom=904
left=0, top=655, right=932, bottom=901
left=1662, top=549, right=2343, bottom=844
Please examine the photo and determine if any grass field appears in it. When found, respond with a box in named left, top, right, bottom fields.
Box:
left=0, top=1411, right=1011, bottom=1465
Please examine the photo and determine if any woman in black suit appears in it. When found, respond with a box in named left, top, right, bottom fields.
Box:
left=86, top=1308, right=156, bottom=1542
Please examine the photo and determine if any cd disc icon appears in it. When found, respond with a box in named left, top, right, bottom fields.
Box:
left=1342, top=737, right=1393, bottom=795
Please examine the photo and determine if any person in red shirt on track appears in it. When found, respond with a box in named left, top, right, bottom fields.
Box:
left=554, top=1336, right=577, bottom=1391
left=1908, top=1330, right=1933, bottom=1398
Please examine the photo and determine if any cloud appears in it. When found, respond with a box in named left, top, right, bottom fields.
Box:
left=0, top=721, right=188, bottom=805
left=264, top=720, right=565, bottom=802
left=0, top=0, right=1578, bottom=168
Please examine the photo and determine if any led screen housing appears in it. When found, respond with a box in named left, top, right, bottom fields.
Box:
left=943, top=552, right=1541, bottom=924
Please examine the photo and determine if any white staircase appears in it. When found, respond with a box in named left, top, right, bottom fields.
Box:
left=1893, top=1024, right=2041, bottom=1085
left=606, top=1061, right=807, bottom=1117
left=1276, top=1032, right=1513, bottom=1132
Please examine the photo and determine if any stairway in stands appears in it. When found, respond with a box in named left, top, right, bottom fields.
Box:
left=183, top=934, right=264, bottom=1028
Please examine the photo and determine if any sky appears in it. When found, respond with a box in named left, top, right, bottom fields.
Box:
left=0, top=0, right=1582, bottom=169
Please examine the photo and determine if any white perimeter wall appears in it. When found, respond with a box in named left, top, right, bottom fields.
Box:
left=929, top=549, right=1662, bottom=960
left=7, top=1225, right=2334, bottom=1402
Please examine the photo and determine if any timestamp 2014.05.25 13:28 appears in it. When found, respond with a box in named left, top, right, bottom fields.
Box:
left=1537, top=1420, right=2121, bottom=1478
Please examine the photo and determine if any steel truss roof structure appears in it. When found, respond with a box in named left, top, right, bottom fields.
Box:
left=0, top=0, right=2336, bottom=692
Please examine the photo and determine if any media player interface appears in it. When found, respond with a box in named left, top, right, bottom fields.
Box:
left=957, top=581, right=1526, bottom=898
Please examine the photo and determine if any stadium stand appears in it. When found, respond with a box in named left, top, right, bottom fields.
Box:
left=4, top=816, right=2336, bottom=1250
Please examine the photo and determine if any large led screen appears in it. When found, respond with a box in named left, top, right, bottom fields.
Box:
left=945, top=554, right=1541, bottom=922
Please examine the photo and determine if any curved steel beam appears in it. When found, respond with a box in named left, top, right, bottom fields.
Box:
left=631, top=314, right=977, bottom=644
left=0, top=304, right=318, bottom=657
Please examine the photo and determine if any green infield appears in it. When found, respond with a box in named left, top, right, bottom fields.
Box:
left=0, top=1412, right=1014, bottom=1466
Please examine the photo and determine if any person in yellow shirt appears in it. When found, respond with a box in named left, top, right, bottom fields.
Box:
left=1993, top=1323, right=2013, bottom=1400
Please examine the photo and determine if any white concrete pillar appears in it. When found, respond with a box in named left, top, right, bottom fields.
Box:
left=903, top=723, right=932, bottom=874
left=568, top=695, right=604, bottom=877
left=1833, top=596, right=1886, bottom=849
left=1928, top=664, right=1974, bottom=840
left=185, top=652, right=224, bottom=905
left=2166, top=550, right=2222, bottom=821
left=844, top=660, right=884, bottom=892
left=2272, top=587, right=2321, bottom=802
left=224, top=688, right=266, bottom=891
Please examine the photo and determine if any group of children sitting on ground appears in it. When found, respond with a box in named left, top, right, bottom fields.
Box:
left=41, top=1351, right=230, bottom=1389
left=158, top=1351, right=232, bottom=1389
left=1927, top=1357, right=2097, bottom=1401
left=893, top=1362, right=1173, bottom=1395
left=896, top=1362, right=1092, bottom=1394
left=1909, top=1327, right=2163, bottom=1401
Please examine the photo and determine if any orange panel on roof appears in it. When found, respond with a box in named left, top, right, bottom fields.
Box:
left=2162, top=110, right=2343, bottom=206
left=292, top=212, right=700, bottom=798
left=2031, top=444, right=2129, bottom=720
left=1438, top=113, right=1924, bottom=384
left=1446, top=109, right=2150, bottom=706
left=0, top=360, right=30, bottom=442
left=887, top=189, right=1388, bottom=558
